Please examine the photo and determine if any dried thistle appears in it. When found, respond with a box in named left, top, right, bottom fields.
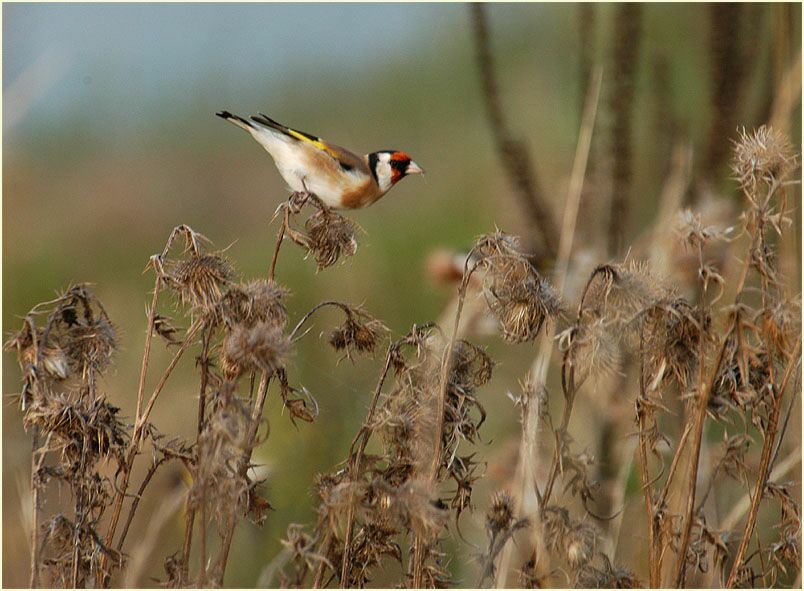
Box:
left=299, top=208, right=358, bottom=271
left=166, top=253, right=234, bottom=312
left=220, top=321, right=290, bottom=380
left=475, top=231, right=561, bottom=343
left=220, top=278, right=289, bottom=330
left=486, top=491, right=515, bottom=535
left=732, top=126, right=796, bottom=192
left=328, top=306, right=389, bottom=360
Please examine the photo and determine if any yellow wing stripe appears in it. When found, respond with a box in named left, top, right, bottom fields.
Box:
left=286, top=129, right=340, bottom=159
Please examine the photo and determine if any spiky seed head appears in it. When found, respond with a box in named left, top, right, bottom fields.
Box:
left=732, top=126, right=796, bottom=192
left=482, top=256, right=561, bottom=343
left=450, top=340, right=494, bottom=390
left=172, top=254, right=234, bottom=311
left=486, top=491, right=515, bottom=535
left=328, top=308, right=388, bottom=359
left=220, top=279, right=288, bottom=329
left=64, top=315, right=117, bottom=375
left=220, top=321, right=290, bottom=380
left=303, top=209, right=358, bottom=271
left=564, top=523, right=596, bottom=568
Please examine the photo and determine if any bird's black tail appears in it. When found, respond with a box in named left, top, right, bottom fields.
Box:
left=216, top=110, right=254, bottom=131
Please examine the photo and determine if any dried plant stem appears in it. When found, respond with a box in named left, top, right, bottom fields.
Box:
left=637, top=337, right=659, bottom=587
left=29, top=430, right=42, bottom=588
left=720, top=445, right=802, bottom=532
left=672, top=322, right=735, bottom=587
left=180, top=329, right=214, bottom=584
left=494, top=66, right=602, bottom=588
left=339, top=353, right=394, bottom=587
left=136, top=275, right=163, bottom=421
left=214, top=371, right=271, bottom=586
left=269, top=206, right=290, bottom=280
left=608, top=4, right=642, bottom=255
left=470, top=3, right=557, bottom=258
left=312, top=533, right=333, bottom=588
left=410, top=254, right=479, bottom=587
left=116, top=458, right=163, bottom=554
left=101, top=318, right=202, bottom=581
left=725, top=339, right=802, bottom=588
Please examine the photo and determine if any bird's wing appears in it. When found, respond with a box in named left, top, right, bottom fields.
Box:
left=251, top=113, right=367, bottom=174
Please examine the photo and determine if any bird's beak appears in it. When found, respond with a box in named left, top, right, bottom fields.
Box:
left=406, top=161, right=425, bottom=175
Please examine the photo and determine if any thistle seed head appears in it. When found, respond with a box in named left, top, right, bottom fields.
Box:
left=220, top=321, right=290, bottom=380
left=303, top=209, right=358, bottom=271
left=486, top=491, right=515, bottom=535
left=732, top=126, right=796, bottom=192
left=328, top=307, right=389, bottom=360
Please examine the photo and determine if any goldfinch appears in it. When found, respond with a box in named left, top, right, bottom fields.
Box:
left=216, top=111, right=424, bottom=209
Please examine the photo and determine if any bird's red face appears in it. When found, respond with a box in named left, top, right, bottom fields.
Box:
left=389, top=151, right=424, bottom=184
left=370, top=150, right=424, bottom=192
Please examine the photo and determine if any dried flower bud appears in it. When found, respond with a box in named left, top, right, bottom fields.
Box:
left=676, top=208, right=733, bottom=250
left=329, top=308, right=388, bottom=360
left=486, top=491, right=515, bottom=535
left=64, top=313, right=117, bottom=375
left=450, top=340, right=494, bottom=390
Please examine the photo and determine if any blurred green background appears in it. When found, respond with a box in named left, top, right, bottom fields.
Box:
left=4, top=3, right=800, bottom=587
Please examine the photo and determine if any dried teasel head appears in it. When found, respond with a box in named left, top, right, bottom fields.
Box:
left=328, top=306, right=389, bottom=360
left=732, top=126, right=797, bottom=192
left=475, top=232, right=560, bottom=343
left=220, top=321, right=291, bottom=380
left=300, top=208, right=358, bottom=271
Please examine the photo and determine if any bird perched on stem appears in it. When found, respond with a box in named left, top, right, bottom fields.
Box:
left=216, top=111, right=424, bottom=209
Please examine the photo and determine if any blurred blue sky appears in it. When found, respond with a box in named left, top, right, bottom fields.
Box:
left=4, top=3, right=462, bottom=130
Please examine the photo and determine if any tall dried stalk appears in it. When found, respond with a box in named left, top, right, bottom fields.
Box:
left=470, top=3, right=557, bottom=259
left=607, top=3, right=642, bottom=255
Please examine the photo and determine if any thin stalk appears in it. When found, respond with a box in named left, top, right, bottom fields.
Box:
left=637, top=329, right=659, bottom=587
left=135, top=275, right=163, bottom=421
left=115, top=458, right=163, bottom=554
left=672, top=321, right=735, bottom=586
left=180, top=328, right=213, bottom=584
left=269, top=207, right=289, bottom=280
left=312, top=532, right=333, bottom=588
left=29, top=430, right=41, bottom=588
left=725, top=339, right=801, bottom=588
left=339, top=353, right=394, bottom=587
left=101, top=318, right=202, bottom=581
left=214, top=371, right=271, bottom=586
left=494, top=65, right=602, bottom=587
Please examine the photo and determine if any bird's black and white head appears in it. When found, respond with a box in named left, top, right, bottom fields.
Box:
left=368, top=150, right=424, bottom=194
